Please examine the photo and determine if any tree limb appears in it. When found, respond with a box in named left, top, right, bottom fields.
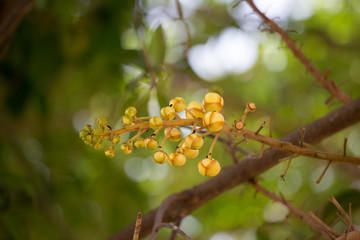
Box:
left=109, top=98, right=360, bottom=240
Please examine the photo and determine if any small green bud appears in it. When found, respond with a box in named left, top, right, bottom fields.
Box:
left=112, top=135, right=121, bottom=144
left=125, top=107, right=137, bottom=117
left=122, top=115, right=134, bottom=126
left=105, top=145, right=116, bottom=158
left=134, top=138, right=145, bottom=148
left=121, top=142, right=133, bottom=154
left=145, top=137, right=159, bottom=150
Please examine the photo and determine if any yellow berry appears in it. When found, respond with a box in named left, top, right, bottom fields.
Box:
left=164, top=127, right=182, bottom=142
left=134, top=138, right=145, bottom=148
left=180, top=143, right=199, bottom=159
left=168, top=152, right=186, bottom=167
left=122, top=115, right=134, bottom=126
left=149, top=117, right=163, bottom=129
left=94, top=142, right=104, bottom=150
left=121, top=142, right=133, bottom=154
left=112, top=135, right=121, bottom=144
left=153, top=150, right=168, bottom=164
left=169, top=97, right=186, bottom=112
left=161, top=106, right=176, bottom=121
left=246, top=102, right=256, bottom=112
left=202, top=92, right=224, bottom=112
left=203, top=111, right=225, bottom=132
left=125, top=106, right=137, bottom=117
left=186, top=101, right=205, bottom=119
left=96, top=117, right=107, bottom=129
left=145, top=137, right=159, bottom=150
left=198, top=158, right=221, bottom=177
left=184, top=134, right=203, bottom=150
left=105, top=145, right=116, bottom=158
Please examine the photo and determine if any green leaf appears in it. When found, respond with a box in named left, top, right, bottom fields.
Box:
left=148, top=25, right=166, bottom=68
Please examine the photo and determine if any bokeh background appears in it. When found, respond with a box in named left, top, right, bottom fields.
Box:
left=1, top=0, right=360, bottom=239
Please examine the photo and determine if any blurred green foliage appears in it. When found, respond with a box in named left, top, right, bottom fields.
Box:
left=1, top=0, right=360, bottom=239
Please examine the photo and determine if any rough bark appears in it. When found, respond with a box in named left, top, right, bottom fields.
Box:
left=110, top=98, right=360, bottom=240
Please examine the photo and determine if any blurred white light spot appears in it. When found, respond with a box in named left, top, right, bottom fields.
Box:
left=348, top=128, right=360, bottom=155
left=122, top=64, right=144, bottom=83
left=278, top=169, right=303, bottom=195
left=180, top=215, right=203, bottom=238
left=350, top=179, right=360, bottom=190
left=124, top=157, right=151, bottom=182
left=263, top=201, right=289, bottom=223
left=188, top=28, right=259, bottom=81
left=149, top=160, right=169, bottom=181
left=73, top=109, right=92, bottom=132
left=290, top=0, right=314, bottom=20
left=121, top=29, right=141, bottom=50
left=309, top=165, right=334, bottom=193
left=262, top=44, right=288, bottom=72
left=24, top=138, right=43, bottom=163
left=210, top=232, right=234, bottom=240
left=148, top=88, right=161, bottom=117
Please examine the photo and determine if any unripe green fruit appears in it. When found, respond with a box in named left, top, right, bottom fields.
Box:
left=125, top=106, right=137, bottom=117
left=105, top=146, right=116, bottom=158
left=134, top=138, right=145, bottom=148
left=122, top=115, right=134, bottom=126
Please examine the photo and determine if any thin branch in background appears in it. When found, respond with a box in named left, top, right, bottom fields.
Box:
left=316, top=161, right=332, bottom=184
left=134, top=0, right=157, bottom=87
left=243, top=0, right=352, bottom=104
left=269, top=115, right=273, bottom=138
left=251, top=180, right=340, bottom=239
left=343, top=137, right=348, bottom=156
left=175, top=0, right=192, bottom=55
left=300, top=128, right=306, bottom=147
left=110, top=98, right=360, bottom=240
left=255, top=121, right=266, bottom=135
left=329, top=196, right=356, bottom=231
left=169, top=218, right=183, bottom=240
left=156, top=223, right=192, bottom=240
left=280, top=154, right=293, bottom=181
left=133, top=212, right=142, bottom=240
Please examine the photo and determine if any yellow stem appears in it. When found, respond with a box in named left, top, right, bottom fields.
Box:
left=208, top=131, right=221, bottom=157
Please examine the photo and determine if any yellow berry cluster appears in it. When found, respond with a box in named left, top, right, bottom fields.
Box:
left=79, top=92, right=256, bottom=177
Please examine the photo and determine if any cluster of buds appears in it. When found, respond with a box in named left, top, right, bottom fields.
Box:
left=79, top=92, right=256, bottom=177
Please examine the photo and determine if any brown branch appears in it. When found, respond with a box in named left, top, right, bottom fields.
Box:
left=0, top=0, right=37, bottom=61
left=155, top=223, right=191, bottom=240
left=244, top=0, right=352, bottom=104
left=252, top=181, right=340, bottom=239
left=109, top=98, right=360, bottom=240
left=133, top=212, right=142, bottom=240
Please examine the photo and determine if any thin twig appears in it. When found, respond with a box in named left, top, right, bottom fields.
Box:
left=329, top=196, right=356, bottom=231
left=244, top=0, right=351, bottom=104
left=133, top=212, right=142, bottom=240
left=280, top=154, right=293, bottom=181
left=251, top=180, right=339, bottom=239
left=169, top=218, right=183, bottom=240
left=316, top=161, right=332, bottom=184
left=175, top=0, right=192, bottom=55
left=156, top=223, right=192, bottom=240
